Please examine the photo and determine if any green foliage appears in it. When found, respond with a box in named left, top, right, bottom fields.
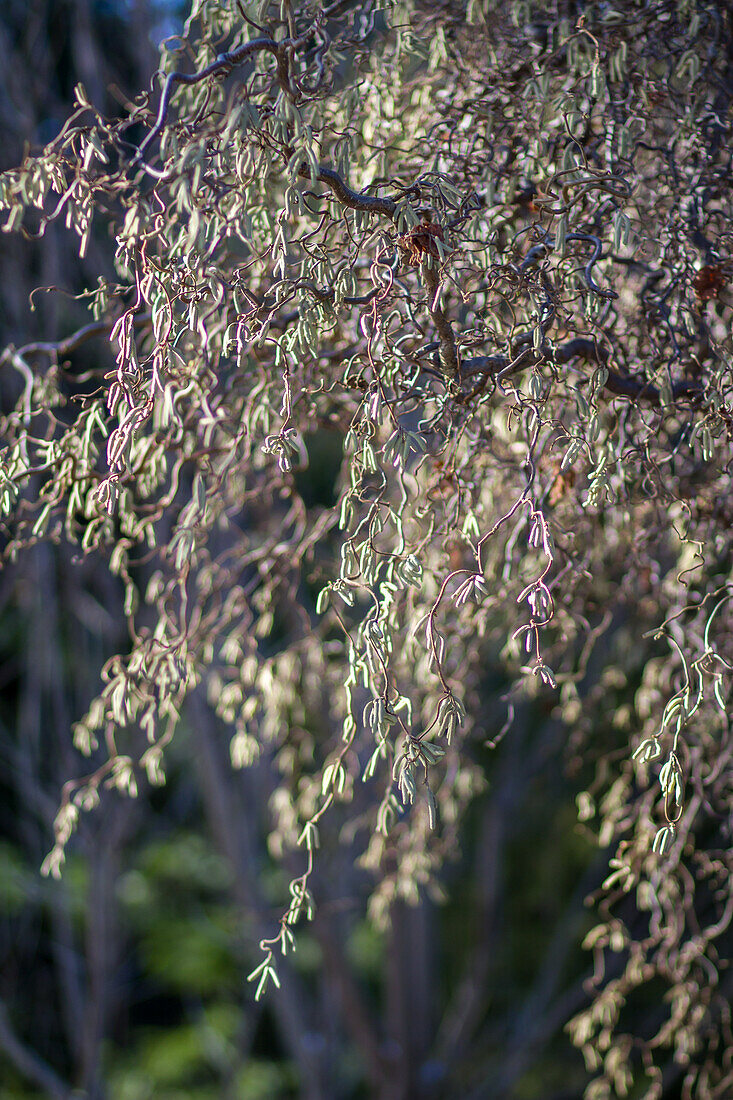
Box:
left=0, top=841, right=31, bottom=915
left=1, top=1, right=732, bottom=1097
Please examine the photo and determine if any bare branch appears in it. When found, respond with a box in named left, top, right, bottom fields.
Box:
left=0, top=1001, right=71, bottom=1100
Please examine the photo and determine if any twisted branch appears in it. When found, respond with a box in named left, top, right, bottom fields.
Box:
left=459, top=338, right=701, bottom=406
left=136, top=31, right=309, bottom=166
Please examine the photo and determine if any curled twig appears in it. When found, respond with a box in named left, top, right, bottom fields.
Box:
left=136, top=30, right=311, bottom=167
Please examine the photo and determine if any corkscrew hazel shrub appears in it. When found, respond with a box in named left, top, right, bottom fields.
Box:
left=1, top=2, right=732, bottom=1095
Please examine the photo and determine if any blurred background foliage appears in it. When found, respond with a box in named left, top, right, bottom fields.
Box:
left=0, top=2, right=731, bottom=1100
